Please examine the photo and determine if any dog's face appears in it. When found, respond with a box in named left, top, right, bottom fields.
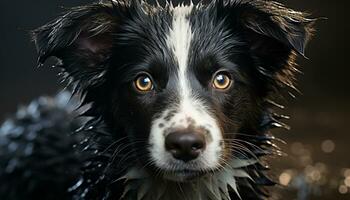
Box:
left=34, top=0, right=313, bottom=181
left=111, top=4, right=258, bottom=180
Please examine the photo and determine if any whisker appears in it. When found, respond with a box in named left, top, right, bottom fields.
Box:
left=100, top=136, right=129, bottom=154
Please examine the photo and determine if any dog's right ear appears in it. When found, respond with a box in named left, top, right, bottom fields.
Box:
left=32, top=1, right=134, bottom=88
left=213, top=0, right=315, bottom=94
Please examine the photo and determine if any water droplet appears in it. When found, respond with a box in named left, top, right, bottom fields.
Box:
left=68, top=178, right=83, bottom=192
left=83, top=145, right=90, bottom=151
left=80, top=188, right=89, bottom=198
left=99, top=174, right=105, bottom=180
left=80, top=138, right=89, bottom=145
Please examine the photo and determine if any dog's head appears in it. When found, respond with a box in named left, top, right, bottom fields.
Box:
left=33, top=0, right=313, bottom=182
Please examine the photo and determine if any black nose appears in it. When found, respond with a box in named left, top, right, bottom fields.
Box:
left=165, top=131, right=206, bottom=162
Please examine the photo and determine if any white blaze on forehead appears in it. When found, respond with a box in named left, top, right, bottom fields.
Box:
left=166, top=4, right=218, bottom=131
left=167, top=4, right=193, bottom=98
left=166, top=4, right=195, bottom=114
left=148, top=4, right=223, bottom=171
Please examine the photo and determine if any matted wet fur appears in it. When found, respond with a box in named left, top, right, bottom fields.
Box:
left=0, top=0, right=315, bottom=199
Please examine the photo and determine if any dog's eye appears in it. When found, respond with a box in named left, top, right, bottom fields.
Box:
left=212, top=72, right=232, bottom=90
left=134, top=74, right=153, bottom=92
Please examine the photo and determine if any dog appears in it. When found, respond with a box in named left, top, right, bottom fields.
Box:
left=0, top=0, right=315, bottom=199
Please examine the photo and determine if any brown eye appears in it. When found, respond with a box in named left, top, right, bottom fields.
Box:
left=212, top=72, right=232, bottom=90
left=134, top=74, right=153, bottom=92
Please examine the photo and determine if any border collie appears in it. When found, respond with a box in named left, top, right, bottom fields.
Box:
left=0, top=0, right=315, bottom=199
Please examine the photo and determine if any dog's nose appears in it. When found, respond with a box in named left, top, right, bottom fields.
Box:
left=165, top=131, right=206, bottom=162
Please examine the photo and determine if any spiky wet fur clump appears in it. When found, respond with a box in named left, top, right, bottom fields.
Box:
left=0, top=0, right=315, bottom=200
left=0, top=92, right=86, bottom=199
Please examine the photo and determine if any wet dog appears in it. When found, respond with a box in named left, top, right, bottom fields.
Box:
left=0, top=0, right=315, bottom=199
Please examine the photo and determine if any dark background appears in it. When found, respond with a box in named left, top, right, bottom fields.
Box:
left=0, top=0, right=348, bottom=199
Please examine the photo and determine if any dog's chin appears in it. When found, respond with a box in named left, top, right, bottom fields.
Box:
left=162, top=169, right=207, bottom=182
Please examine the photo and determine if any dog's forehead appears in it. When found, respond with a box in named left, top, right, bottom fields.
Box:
left=118, top=2, right=235, bottom=75
left=137, top=3, right=232, bottom=65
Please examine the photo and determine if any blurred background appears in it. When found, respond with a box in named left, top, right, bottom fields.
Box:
left=0, top=0, right=348, bottom=199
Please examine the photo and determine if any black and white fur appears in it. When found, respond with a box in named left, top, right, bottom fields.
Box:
left=0, top=0, right=315, bottom=199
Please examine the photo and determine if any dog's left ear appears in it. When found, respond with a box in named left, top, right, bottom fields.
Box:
left=217, top=0, right=315, bottom=90
left=32, top=2, right=133, bottom=89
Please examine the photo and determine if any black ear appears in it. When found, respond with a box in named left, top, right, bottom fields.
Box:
left=32, top=2, right=128, bottom=90
left=218, top=0, right=315, bottom=91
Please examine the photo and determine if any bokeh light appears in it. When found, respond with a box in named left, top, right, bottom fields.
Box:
left=279, top=171, right=293, bottom=186
left=343, top=168, right=350, bottom=177
left=344, top=177, right=350, bottom=187
left=339, top=185, right=348, bottom=194
left=321, top=140, right=335, bottom=153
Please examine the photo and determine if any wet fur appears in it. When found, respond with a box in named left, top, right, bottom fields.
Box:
left=0, top=0, right=314, bottom=199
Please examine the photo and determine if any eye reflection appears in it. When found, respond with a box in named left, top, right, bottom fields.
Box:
left=134, top=74, right=153, bottom=92
left=212, top=72, right=232, bottom=90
